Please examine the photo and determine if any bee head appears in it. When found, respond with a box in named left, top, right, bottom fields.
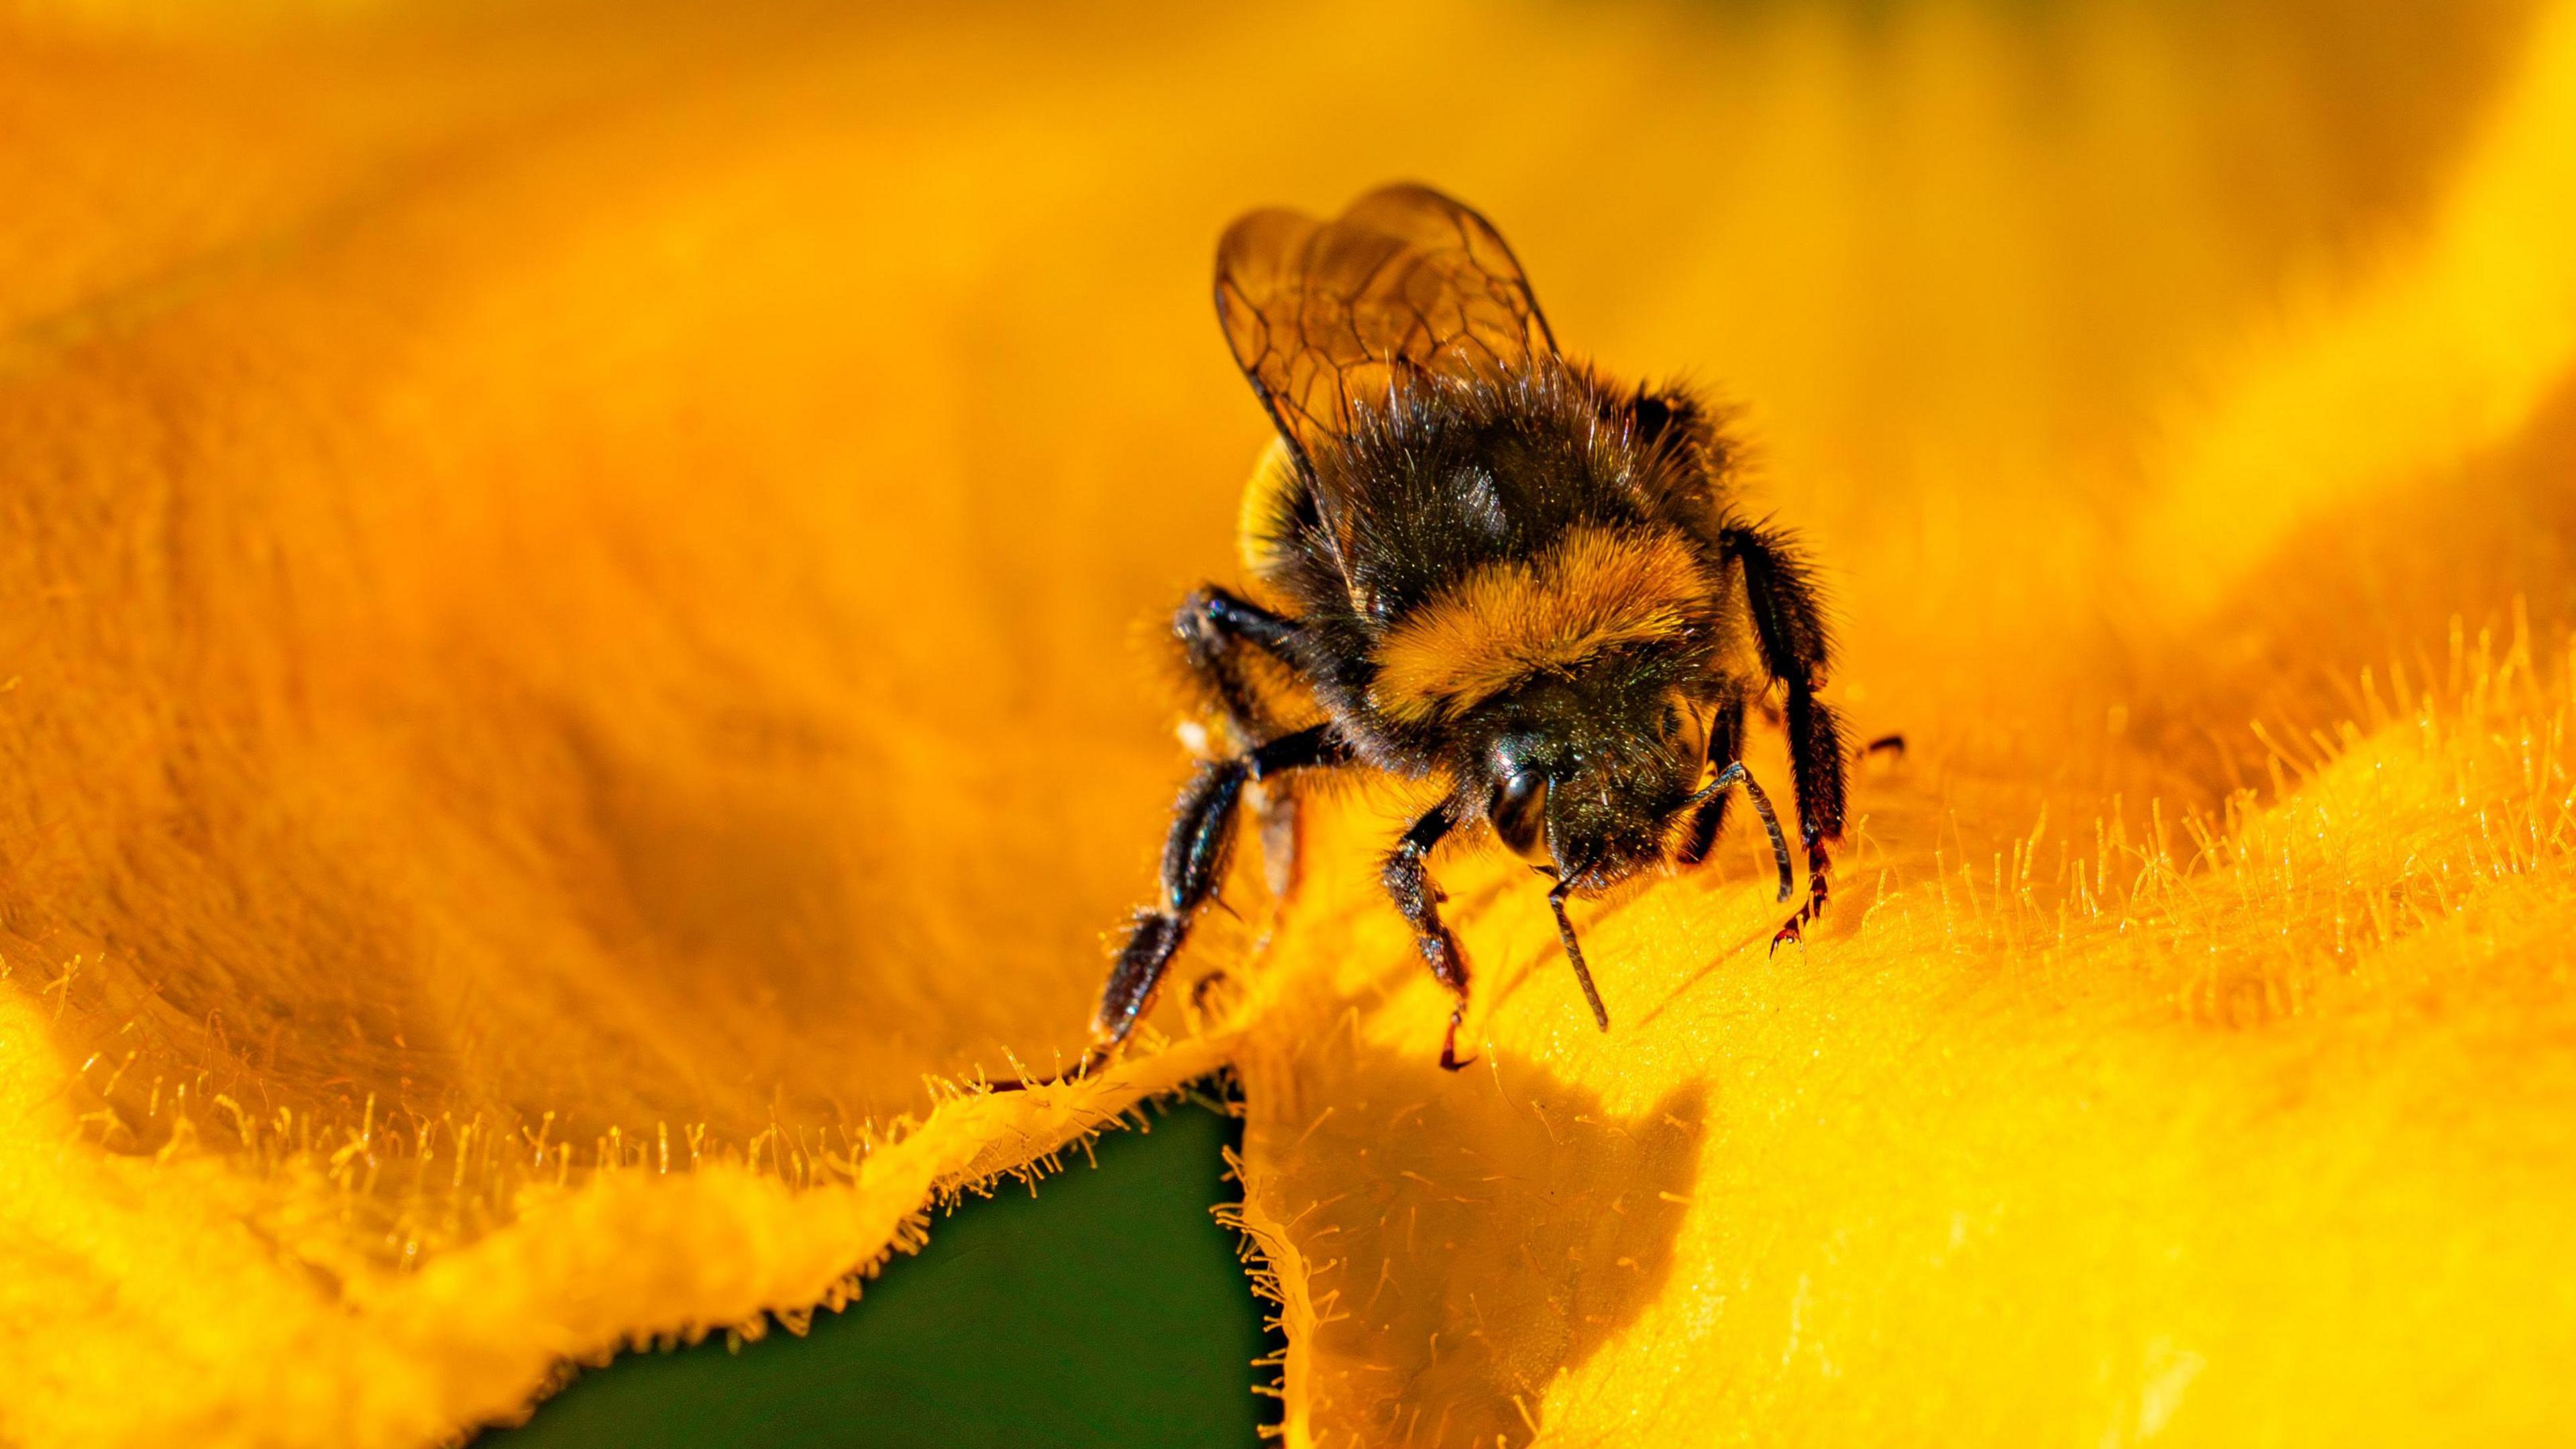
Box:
left=1474, top=675, right=1713, bottom=893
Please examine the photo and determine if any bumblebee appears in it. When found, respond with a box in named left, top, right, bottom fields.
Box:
left=1093, top=184, right=1850, bottom=1072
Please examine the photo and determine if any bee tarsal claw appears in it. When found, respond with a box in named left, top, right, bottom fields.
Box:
left=1438, top=1014, right=1475, bottom=1071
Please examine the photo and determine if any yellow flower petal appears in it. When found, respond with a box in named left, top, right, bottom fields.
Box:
left=1232, top=5, right=2576, bottom=1442
left=5, top=2, right=2575, bottom=1446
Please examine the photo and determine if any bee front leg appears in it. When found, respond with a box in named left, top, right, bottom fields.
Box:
left=1087, top=723, right=1348, bottom=1066
left=1674, top=695, right=1748, bottom=867
left=1381, top=800, right=1473, bottom=1071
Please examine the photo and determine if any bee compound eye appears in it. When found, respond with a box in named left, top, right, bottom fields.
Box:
left=1488, top=769, right=1551, bottom=864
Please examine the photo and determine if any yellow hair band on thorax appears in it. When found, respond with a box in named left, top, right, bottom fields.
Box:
left=1370, top=525, right=1713, bottom=722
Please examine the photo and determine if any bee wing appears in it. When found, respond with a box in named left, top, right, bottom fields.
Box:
left=1214, top=183, right=1558, bottom=464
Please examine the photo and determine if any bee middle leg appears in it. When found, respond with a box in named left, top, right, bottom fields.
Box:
left=1380, top=800, right=1474, bottom=1071
left=1175, top=584, right=1300, bottom=745
left=1725, top=524, right=1851, bottom=950
left=1085, top=722, right=1349, bottom=1066
left=1176, top=584, right=1311, bottom=895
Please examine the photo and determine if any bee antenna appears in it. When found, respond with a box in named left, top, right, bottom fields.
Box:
left=1687, top=762, right=1795, bottom=903
left=1546, top=878, right=1612, bottom=1032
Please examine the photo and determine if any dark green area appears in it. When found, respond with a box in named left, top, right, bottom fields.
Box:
left=483, top=1093, right=1274, bottom=1449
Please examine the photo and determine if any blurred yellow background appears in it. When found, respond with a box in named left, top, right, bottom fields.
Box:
left=3, top=0, right=2574, bottom=1444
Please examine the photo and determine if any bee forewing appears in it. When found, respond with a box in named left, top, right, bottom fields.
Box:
left=1213, top=182, right=1558, bottom=464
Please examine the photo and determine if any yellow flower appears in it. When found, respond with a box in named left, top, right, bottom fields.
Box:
left=5, top=1, right=2576, bottom=1445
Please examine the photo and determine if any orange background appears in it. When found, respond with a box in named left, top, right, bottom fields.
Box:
left=3, top=1, right=2575, bottom=1444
